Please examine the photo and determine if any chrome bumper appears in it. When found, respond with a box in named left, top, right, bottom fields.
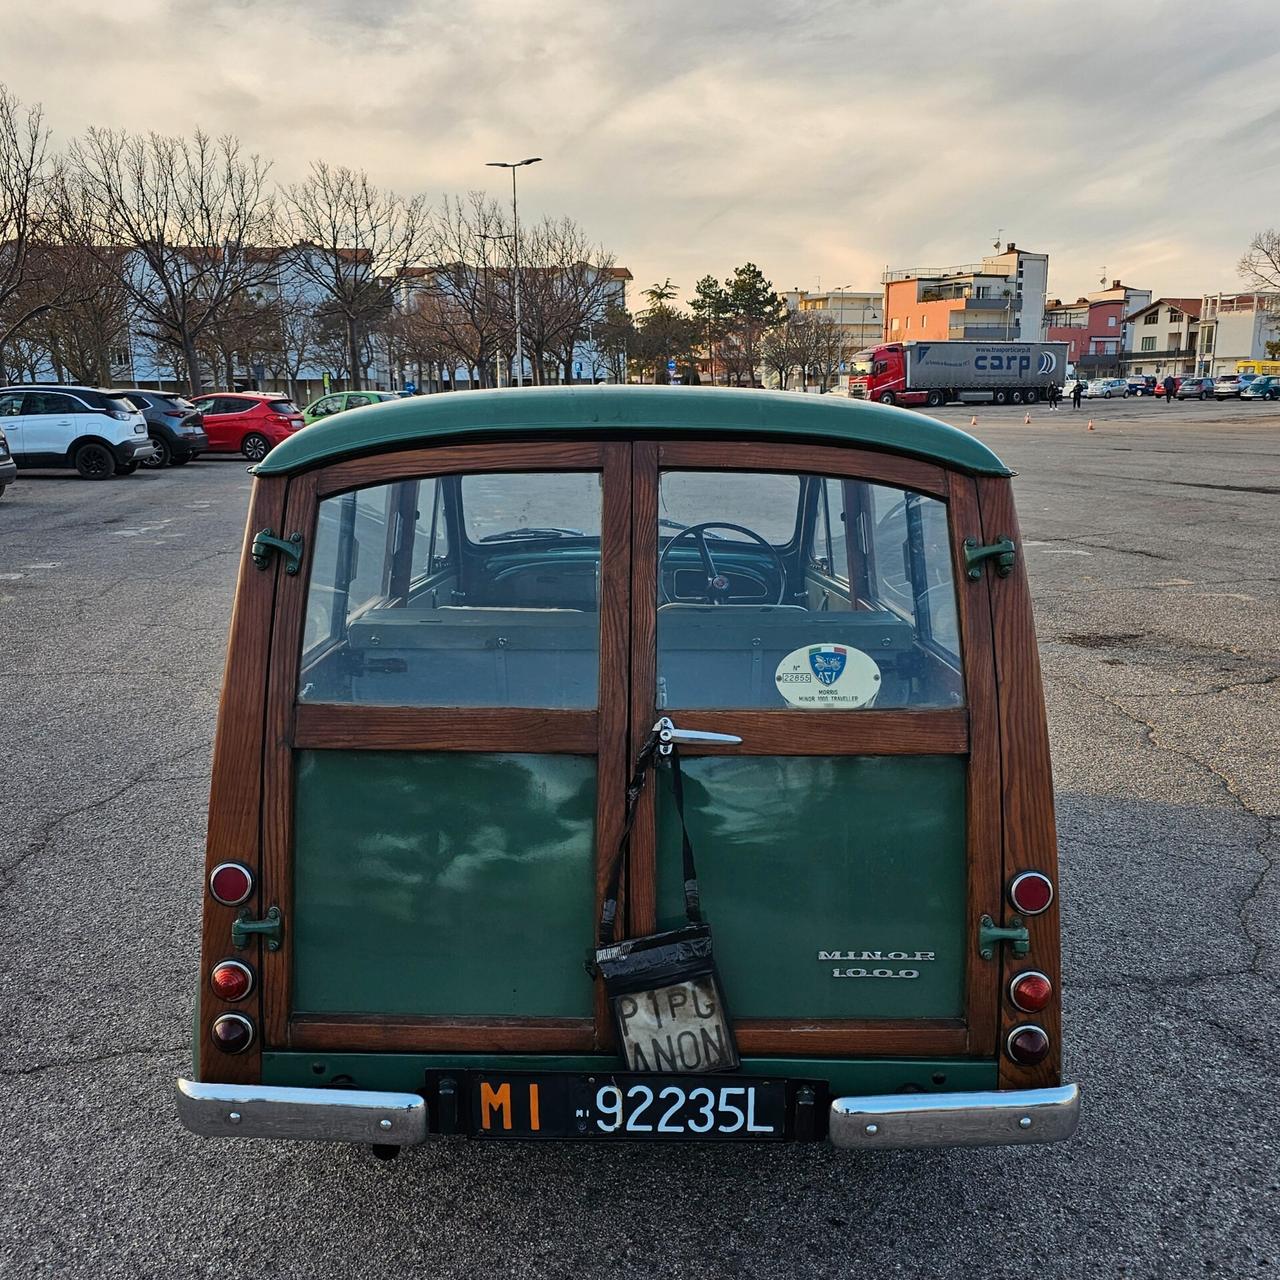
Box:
left=176, top=1079, right=428, bottom=1145
left=829, top=1083, right=1079, bottom=1150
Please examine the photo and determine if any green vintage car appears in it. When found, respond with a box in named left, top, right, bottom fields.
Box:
left=302, top=389, right=400, bottom=425
left=178, top=386, right=1078, bottom=1153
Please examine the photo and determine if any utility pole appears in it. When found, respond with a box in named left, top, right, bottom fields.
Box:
left=486, top=157, right=542, bottom=387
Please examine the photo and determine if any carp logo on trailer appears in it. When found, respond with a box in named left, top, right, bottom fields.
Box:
left=774, top=643, right=881, bottom=708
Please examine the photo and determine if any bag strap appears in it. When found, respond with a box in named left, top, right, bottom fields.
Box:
left=666, top=744, right=702, bottom=926
left=596, top=730, right=702, bottom=948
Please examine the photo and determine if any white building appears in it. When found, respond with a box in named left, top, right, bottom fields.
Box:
left=784, top=288, right=883, bottom=356
left=1119, top=298, right=1201, bottom=378
left=1196, top=293, right=1280, bottom=375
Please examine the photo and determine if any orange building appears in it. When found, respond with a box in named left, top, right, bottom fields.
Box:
left=881, top=245, right=1048, bottom=344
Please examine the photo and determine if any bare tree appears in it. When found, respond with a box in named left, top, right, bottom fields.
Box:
left=263, top=275, right=322, bottom=399
left=68, top=128, right=276, bottom=394
left=1239, top=230, right=1280, bottom=292
left=281, top=162, right=428, bottom=390
left=524, top=217, right=619, bottom=383
left=0, top=85, right=80, bottom=373
left=761, top=312, right=803, bottom=389
left=420, top=192, right=510, bottom=388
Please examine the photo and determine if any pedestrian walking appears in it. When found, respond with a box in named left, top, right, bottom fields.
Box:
left=1047, top=381, right=1061, bottom=411
left=1071, top=379, right=1083, bottom=410
left=1162, top=374, right=1176, bottom=404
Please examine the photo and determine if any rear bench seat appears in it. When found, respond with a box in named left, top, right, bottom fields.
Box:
left=346, top=605, right=599, bottom=707
left=656, top=605, right=922, bottom=707
left=340, top=603, right=951, bottom=710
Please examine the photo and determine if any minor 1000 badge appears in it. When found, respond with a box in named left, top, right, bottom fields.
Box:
left=774, top=642, right=881, bottom=709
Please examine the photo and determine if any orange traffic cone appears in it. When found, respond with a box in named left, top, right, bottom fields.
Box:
left=1087, top=418, right=1095, bottom=431
left=970, top=414, right=978, bottom=427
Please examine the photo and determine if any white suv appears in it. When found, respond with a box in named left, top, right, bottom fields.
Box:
left=0, top=386, right=156, bottom=478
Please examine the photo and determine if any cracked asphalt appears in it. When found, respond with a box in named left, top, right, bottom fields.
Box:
left=1, top=399, right=1277, bottom=1279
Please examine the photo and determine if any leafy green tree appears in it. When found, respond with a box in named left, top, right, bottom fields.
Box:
left=690, top=274, right=731, bottom=384
left=710, top=262, right=787, bottom=385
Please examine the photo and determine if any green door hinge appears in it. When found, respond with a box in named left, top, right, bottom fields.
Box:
left=232, top=906, right=283, bottom=951
left=964, top=536, right=1016, bottom=580
left=251, top=529, right=304, bottom=575
left=978, top=913, right=1029, bottom=960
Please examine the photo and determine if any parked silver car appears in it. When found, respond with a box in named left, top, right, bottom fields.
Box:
left=1213, top=374, right=1253, bottom=399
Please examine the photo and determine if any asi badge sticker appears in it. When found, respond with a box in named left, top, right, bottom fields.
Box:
left=774, top=643, right=881, bottom=709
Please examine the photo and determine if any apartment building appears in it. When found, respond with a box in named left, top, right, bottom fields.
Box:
left=1196, top=293, right=1280, bottom=375
left=1043, top=280, right=1152, bottom=377
left=881, top=244, right=1049, bottom=343
left=783, top=288, right=883, bottom=354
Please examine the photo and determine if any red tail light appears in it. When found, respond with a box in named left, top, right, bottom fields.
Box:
left=1009, top=970, right=1053, bottom=1013
left=211, top=1013, right=255, bottom=1054
left=210, top=959, right=254, bottom=1002
left=164, top=410, right=185, bottom=418
left=1006, top=1024, right=1050, bottom=1065
left=209, top=861, right=253, bottom=906
left=1008, top=871, right=1054, bottom=916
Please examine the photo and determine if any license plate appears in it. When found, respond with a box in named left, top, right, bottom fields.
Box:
left=469, top=1072, right=787, bottom=1141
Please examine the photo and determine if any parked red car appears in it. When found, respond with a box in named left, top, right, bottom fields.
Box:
left=189, top=392, right=306, bottom=462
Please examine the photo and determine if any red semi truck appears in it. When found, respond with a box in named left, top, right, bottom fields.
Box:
left=848, top=341, right=1070, bottom=408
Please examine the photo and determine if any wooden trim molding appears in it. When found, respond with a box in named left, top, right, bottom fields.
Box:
left=657, top=440, right=949, bottom=500
left=977, top=476, right=1064, bottom=1091
left=289, top=1016, right=595, bottom=1054
left=655, top=708, right=969, bottom=756
left=293, top=704, right=598, bottom=754
left=316, top=441, right=605, bottom=499
left=197, top=476, right=288, bottom=1086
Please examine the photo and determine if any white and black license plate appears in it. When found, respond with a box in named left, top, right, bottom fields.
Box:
left=469, top=1072, right=788, bottom=1141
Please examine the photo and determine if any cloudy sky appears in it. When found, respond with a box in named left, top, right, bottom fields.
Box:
left=6, top=0, right=1280, bottom=305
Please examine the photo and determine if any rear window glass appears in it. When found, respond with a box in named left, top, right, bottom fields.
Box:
left=269, top=400, right=299, bottom=414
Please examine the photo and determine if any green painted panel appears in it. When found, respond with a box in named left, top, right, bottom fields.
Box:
left=261, top=1051, right=998, bottom=1098
left=656, top=755, right=967, bottom=1019
left=292, top=751, right=596, bottom=1016
left=255, top=386, right=1011, bottom=478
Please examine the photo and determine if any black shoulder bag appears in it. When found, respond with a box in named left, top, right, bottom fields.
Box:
left=588, top=726, right=739, bottom=1074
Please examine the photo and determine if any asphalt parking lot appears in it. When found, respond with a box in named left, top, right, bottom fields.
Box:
left=1, top=396, right=1277, bottom=1279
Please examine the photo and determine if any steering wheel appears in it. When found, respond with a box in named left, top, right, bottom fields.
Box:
left=659, top=521, right=787, bottom=605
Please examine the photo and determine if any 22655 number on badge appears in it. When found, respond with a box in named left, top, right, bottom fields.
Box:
left=470, top=1072, right=787, bottom=1141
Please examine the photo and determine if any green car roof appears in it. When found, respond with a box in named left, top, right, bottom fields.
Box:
left=255, top=385, right=1012, bottom=477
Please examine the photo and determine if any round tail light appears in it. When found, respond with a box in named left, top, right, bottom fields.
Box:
left=211, top=1013, right=255, bottom=1054
left=209, top=861, right=254, bottom=906
left=1008, top=871, right=1054, bottom=916
left=1006, top=1024, right=1050, bottom=1066
left=210, top=959, right=254, bottom=1002
left=1009, top=970, right=1053, bottom=1013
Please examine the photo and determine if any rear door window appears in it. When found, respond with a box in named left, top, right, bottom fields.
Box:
left=300, top=471, right=603, bottom=708
left=656, top=470, right=962, bottom=709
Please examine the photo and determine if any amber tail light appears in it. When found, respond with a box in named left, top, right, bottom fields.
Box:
left=210, top=960, right=254, bottom=1002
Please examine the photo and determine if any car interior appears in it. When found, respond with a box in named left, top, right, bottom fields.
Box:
left=297, top=470, right=964, bottom=711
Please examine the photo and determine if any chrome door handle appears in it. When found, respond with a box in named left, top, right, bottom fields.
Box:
left=653, top=716, right=743, bottom=754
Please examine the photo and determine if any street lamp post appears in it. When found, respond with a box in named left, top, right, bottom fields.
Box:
left=486, top=157, right=541, bottom=387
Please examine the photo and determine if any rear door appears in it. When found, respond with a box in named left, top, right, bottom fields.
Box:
left=627, top=440, right=1002, bottom=1060
left=21, top=391, right=77, bottom=458
left=260, top=443, right=630, bottom=1054
left=196, top=397, right=234, bottom=449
